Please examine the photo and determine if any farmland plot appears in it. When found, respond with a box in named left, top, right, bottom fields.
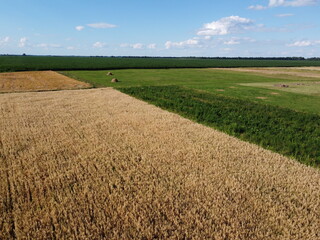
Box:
left=0, top=71, right=90, bottom=93
left=66, top=68, right=320, bottom=114
left=213, top=67, right=320, bottom=79
left=0, top=88, right=320, bottom=239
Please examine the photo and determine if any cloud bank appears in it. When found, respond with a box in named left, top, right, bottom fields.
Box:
left=276, top=13, right=294, bottom=17
left=197, top=16, right=255, bottom=36
left=288, top=40, right=320, bottom=46
left=87, top=23, right=117, bottom=29
left=165, top=16, right=258, bottom=49
left=165, top=39, right=200, bottom=49
left=93, top=42, right=107, bottom=48
left=120, top=43, right=157, bottom=49
left=18, top=37, right=28, bottom=48
left=75, top=26, right=85, bottom=31
left=0, top=36, right=10, bottom=46
left=75, top=22, right=117, bottom=31
left=249, top=0, right=318, bottom=9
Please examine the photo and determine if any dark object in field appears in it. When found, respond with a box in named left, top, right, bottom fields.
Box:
left=107, top=72, right=113, bottom=76
left=111, top=78, right=119, bottom=83
left=274, top=84, right=289, bottom=88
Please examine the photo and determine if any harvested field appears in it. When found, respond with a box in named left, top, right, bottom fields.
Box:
left=289, top=67, right=320, bottom=71
left=0, top=88, right=319, bottom=239
left=241, top=81, right=320, bottom=96
left=0, top=71, right=90, bottom=93
left=212, top=67, right=320, bottom=79
left=255, top=96, right=267, bottom=99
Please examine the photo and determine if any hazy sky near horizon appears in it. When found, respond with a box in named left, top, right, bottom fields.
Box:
left=0, top=0, right=319, bottom=57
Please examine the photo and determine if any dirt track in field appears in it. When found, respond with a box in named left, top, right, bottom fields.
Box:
left=0, top=88, right=319, bottom=239
left=212, top=67, right=320, bottom=79
left=0, top=71, right=90, bottom=93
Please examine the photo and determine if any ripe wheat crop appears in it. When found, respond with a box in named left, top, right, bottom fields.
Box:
left=0, top=88, right=319, bottom=239
left=0, top=71, right=90, bottom=93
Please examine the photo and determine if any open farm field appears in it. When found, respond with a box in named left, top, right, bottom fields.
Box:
left=214, top=66, right=320, bottom=79
left=65, top=68, right=320, bottom=114
left=1, top=55, right=320, bottom=72
left=0, top=71, right=90, bottom=93
left=241, top=81, right=320, bottom=96
left=1, top=88, right=319, bottom=239
left=120, top=86, right=320, bottom=167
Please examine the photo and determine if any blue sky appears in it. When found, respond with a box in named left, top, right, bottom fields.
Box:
left=0, top=0, right=319, bottom=57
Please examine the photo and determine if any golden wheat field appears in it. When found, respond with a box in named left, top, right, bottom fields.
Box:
left=1, top=88, right=320, bottom=239
left=0, top=71, right=90, bottom=93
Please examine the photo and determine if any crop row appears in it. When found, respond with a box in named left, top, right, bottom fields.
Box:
left=119, top=86, right=320, bottom=167
left=1, top=56, right=320, bottom=72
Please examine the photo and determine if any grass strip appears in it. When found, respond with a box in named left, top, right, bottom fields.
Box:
left=119, top=86, right=320, bottom=167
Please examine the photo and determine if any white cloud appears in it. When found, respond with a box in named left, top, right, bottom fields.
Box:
left=75, top=26, right=85, bottom=31
left=269, top=0, right=317, bottom=7
left=222, top=37, right=257, bottom=44
left=87, top=22, right=117, bottom=29
left=248, top=5, right=267, bottom=10
left=276, top=13, right=294, bottom=17
left=224, top=39, right=240, bottom=45
left=132, top=43, right=143, bottom=49
left=197, top=16, right=254, bottom=36
left=37, top=43, right=62, bottom=49
left=0, top=36, right=10, bottom=45
left=147, top=43, right=157, bottom=49
left=18, top=37, right=27, bottom=48
left=241, top=37, right=257, bottom=43
left=165, top=39, right=200, bottom=49
left=249, top=0, right=318, bottom=9
left=67, top=46, right=75, bottom=50
left=289, top=41, right=312, bottom=46
left=288, top=40, right=320, bottom=47
left=120, top=43, right=145, bottom=49
left=165, top=18, right=260, bottom=50
left=93, top=41, right=107, bottom=48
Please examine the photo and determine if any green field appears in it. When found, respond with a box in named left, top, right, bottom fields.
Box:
left=64, top=68, right=320, bottom=115
left=1, top=55, right=320, bottom=72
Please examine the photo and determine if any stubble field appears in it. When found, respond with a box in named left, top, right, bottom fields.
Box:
left=213, top=66, right=320, bottom=79
left=1, top=88, right=319, bottom=239
left=0, top=71, right=90, bottom=93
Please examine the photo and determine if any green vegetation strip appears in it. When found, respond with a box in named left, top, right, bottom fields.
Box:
left=1, top=56, right=320, bottom=72
left=119, top=86, right=320, bottom=167
left=65, top=69, right=320, bottom=115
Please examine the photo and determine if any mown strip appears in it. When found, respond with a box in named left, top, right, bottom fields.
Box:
left=1, top=56, right=320, bottom=72
left=119, top=86, right=320, bottom=167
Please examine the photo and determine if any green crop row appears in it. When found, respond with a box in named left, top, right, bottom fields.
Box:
left=119, top=86, right=320, bottom=167
left=1, top=55, right=320, bottom=72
